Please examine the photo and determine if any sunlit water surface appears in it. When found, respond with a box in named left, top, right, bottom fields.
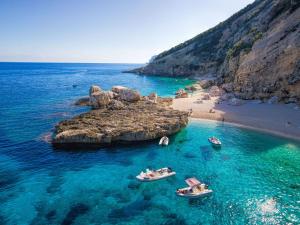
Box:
left=0, top=63, right=299, bottom=225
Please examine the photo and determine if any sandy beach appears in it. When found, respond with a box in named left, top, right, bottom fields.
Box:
left=172, top=90, right=300, bottom=140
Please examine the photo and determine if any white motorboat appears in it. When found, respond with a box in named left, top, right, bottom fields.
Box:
left=136, top=167, right=175, bottom=182
left=208, top=137, right=222, bottom=147
left=159, top=136, right=169, bottom=146
left=176, top=177, right=213, bottom=198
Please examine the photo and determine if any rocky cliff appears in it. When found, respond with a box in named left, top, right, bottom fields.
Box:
left=130, top=0, right=300, bottom=102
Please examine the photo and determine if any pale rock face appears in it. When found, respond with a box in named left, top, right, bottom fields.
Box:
left=111, top=85, right=129, bottom=93
left=148, top=92, right=158, bottom=103
left=90, top=91, right=112, bottom=109
left=89, top=85, right=102, bottom=96
left=198, top=79, right=216, bottom=89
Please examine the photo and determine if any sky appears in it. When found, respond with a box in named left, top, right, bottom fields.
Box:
left=0, top=0, right=254, bottom=63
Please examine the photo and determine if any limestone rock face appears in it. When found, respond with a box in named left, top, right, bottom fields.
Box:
left=52, top=86, right=188, bottom=147
left=90, top=91, right=112, bottom=109
left=148, top=92, right=158, bottom=103
left=129, top=0, right=300, bottom=103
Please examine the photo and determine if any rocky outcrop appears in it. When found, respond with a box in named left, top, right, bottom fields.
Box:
left=129, top=0, right=300, bottom=103
left=52, top=86, right=188, bottom=146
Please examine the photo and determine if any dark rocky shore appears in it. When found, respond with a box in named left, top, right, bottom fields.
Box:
left=52, top=86, right=188, bottom=147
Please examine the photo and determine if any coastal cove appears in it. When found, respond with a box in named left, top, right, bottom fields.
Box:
left=0, top=63, right=300, bottom=224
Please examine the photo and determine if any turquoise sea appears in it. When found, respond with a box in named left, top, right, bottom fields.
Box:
left=0, top=63, right=299, bottom=225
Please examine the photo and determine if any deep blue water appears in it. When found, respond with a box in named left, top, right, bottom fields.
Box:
left=0, top=63, right=299, bottom=225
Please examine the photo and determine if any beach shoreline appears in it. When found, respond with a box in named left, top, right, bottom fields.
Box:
left=172, top=91, right=300, bottom=141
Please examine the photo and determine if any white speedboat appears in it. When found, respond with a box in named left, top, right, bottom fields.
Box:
left=176, top=177, right=213, bottom=198
left=159, top=136, right=169, bottom=146
left=136, top=167, right=175, bottom=182
left=208, top=137, right=221, bottom=147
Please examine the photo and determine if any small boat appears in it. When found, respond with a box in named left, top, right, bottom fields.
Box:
left=136, top=167, right=176, bottom=182
left=159, top=136, right=169, bottom=146
left=176, top=177, right=213, bottom=198
left=208, top=137, right=221, bottom=147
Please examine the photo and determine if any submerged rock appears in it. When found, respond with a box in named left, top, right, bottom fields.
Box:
left=62, top=203, right=89, bottom=225
left=52, top=86, right=188, bottom=146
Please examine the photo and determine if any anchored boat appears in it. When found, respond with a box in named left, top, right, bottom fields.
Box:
left=136, top=167, right=175, bottom=182
left=176, top=177, right=213, bottom=198
left=159, top=136, right=169, bottom=146
left=208, top=136, right=221, bottom=147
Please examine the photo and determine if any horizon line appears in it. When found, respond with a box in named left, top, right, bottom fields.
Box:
left=0, top=61, right=145, bottom=65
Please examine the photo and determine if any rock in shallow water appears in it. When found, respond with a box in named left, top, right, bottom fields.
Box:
left=52, top=86, right=188, bottom=147
left=62, top=203, right=90, bottom=225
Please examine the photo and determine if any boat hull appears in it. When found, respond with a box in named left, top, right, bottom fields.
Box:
left=176, top=189, right=213, bottom=198
left=136, top=172, right=176, bottom=182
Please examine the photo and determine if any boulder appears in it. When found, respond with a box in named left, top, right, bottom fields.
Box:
left=202, top=94, right=211, bottom=100
left=209, top=86, right=223, bottom=97
left=228, top=97, right=244, bottom=106
left=89, top=85, right=102, bottom=96
left=107, top=100, right=125, bottom=110
left=148, top=92, right=158, bottom=103
left=112, top=86, right=128, bottom=93
left=90, top=91, right=112, bottom=109
left=53, top=98, right=188, bottom=146
left=220, top=93, right=234, bottom=101
left=268, top=96, right=279, bottom=104
left=119, top=88, right=141, bottom=102
left=209, top=109, right=216, bottom=113
left=198, top=79, right=215, bottom=89
left=107, top=91, right=115, bottom=99
left=221, top=83, right=234, bottom=93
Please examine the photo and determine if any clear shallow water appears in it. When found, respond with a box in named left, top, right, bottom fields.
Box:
left=0, top=63, right=299, bottom=225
